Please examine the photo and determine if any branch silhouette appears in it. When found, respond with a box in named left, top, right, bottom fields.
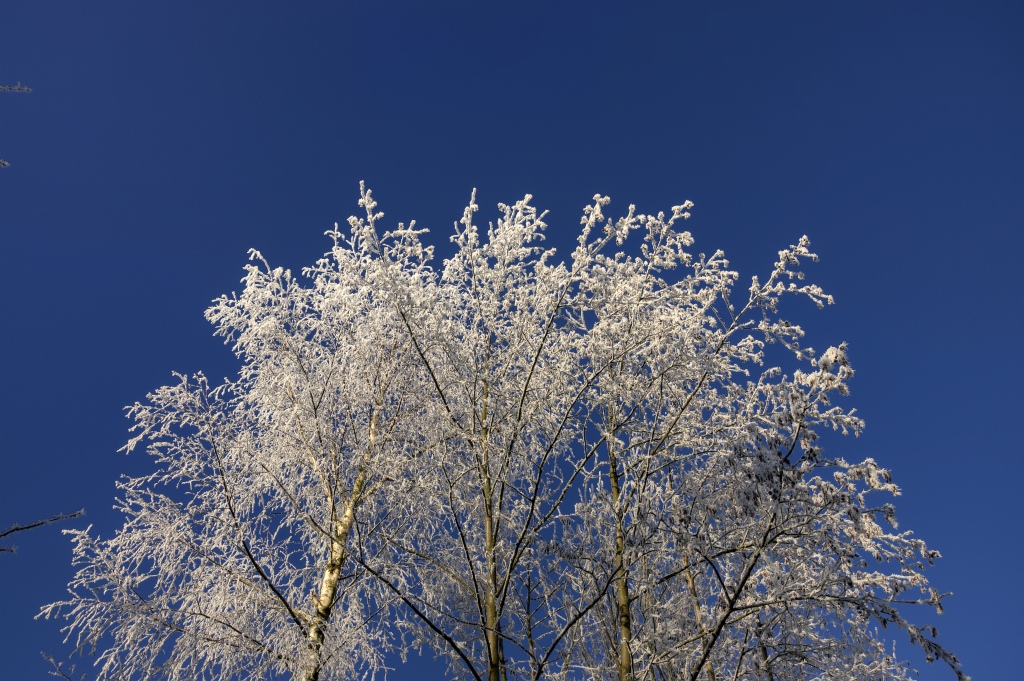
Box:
left=1, top=509, right=84, bottom=554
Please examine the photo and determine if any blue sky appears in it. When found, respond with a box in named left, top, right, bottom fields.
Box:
left=1, top=2, right=1021, bottom=679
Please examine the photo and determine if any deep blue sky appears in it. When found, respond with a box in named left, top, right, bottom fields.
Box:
left=2, top=2, right=1021, bottom=679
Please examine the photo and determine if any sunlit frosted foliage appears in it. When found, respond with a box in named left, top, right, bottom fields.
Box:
left=44, top=185, right=964, bottom=681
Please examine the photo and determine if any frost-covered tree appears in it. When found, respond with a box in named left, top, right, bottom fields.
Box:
left=43, top=185, right=965, bottom=681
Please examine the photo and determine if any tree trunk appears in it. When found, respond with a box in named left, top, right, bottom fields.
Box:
left=483, top=493, right=504, bottom=681
left=684, top=564, right=717, bottom=681
left=302, top=418, right=376, bottom=681
left=607, top=442, right=633, bottom=681
left=480, top=392, right=506, bottom=681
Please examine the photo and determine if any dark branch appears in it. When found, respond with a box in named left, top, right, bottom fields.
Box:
left=1, top=509, right=84, bottom=554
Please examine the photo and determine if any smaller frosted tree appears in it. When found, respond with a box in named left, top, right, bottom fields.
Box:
left=44, top=186, right=965, bottom=681
left=42, top=204, right=440, bottom=680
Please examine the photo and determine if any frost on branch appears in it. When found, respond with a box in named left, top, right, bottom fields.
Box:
left=43, top=187, right=964, bottom=681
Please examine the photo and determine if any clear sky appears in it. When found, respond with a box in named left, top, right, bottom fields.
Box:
left=1, top=2, right=1021, bottom=679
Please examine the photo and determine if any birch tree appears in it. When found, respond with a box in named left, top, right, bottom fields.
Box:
left=43, top=204, right=439, bottom=680
left=44, top=186, right=965, bottom=681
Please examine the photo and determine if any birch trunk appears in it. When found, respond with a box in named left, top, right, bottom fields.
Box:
left=480, top=395, right=507, bottom=681
left=302, top=418, right=376, bottom=681
left=607, top=438, right=633, bottom=681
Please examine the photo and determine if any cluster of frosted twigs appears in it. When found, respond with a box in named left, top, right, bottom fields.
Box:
left=43, top=186, right=965, bottom=681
